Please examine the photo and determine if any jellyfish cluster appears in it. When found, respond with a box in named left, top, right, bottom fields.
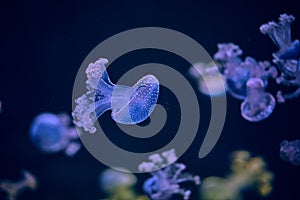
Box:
left=0, top=170, right=38, bottom=200
left=72, top=58, right=160, bottom=134
left=190, top=13, right=299, bottom=123
left=2, top=11, right=300, bottom=200
left=138, top=149, right=200, bottom=200
left=200, top=151, right=273, bottom=200
left=29, top=112, right=81, bottom=157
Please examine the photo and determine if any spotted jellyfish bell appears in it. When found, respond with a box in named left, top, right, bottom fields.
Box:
left=240, top=78, right=276, bottom=122
left=72, top=58, right=160, bottom=133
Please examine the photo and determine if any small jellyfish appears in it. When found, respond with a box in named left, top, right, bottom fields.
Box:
left=99, top=167, right=137, bottom=193
left=214, top=43, right=248, bottom=99
left=139, top=149, right=200, bottom=200
left=0, top=100, right=2, bottom=114
left=188, top=62, right=226, bottom=97
left=240, top=78, right=276, bottom=122
left=0, top=170, right=37, bottom=200
left=72, top=58, right=160, bottom=134
left=99, top=167, right=149, bottom=200
left=29, top=112, right=81, bottom=156
left=279, top=139, right=300, bottom=165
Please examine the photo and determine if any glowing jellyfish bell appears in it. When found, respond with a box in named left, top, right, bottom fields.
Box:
left=240, top=78, right=276, bottom=122
left=189, top=62, right=226, bottom=97
left=29, top=113, right=81, bottom=156
left=280, top=139, right=300, bottom=165
left=72, top=58, right=160, bottom=133
left=98, top=167, right=137, bottom=193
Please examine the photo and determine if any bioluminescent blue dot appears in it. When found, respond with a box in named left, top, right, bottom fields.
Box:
left=280, top=139, right=300, bottom=166
left=240, top=78, right=276, bottom=122
left=29, top=113, right=80, bottom=156
left=72, top=58, right=160, bottom=133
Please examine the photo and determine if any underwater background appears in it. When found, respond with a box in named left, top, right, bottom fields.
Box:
left=0, top=0, right=300, bottom=199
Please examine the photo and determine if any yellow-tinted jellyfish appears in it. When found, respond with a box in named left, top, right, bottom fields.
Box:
left=99, top=167, right=149, bottom=200
left=200, top=150, right=273, bottom=200
left=0, top=170, right=38, bottom=200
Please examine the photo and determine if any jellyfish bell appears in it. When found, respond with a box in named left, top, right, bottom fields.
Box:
left=189, top=62, right=226, bottom=97
left=99, top=167, right=137, bottom=193
left=112, top=74, right=159, bottom=124
left=240, top=78, right=276, bottom=122
left=225, top=68, right=248, bottom=100
left=279, top=140, right=300, bottom=165
left=29, top=113, right=80, bottom=156
left=29, top=113, right=68, bottom=153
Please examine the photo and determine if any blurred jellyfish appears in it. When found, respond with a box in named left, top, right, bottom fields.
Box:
left=213, top=44, right=277, bottom=101
left=280, top=139, right=300, bottom=165
left=260, top=14, right=300, bottom=102
left=200, top=150, right=273, bottom=200
left=72, top=58, right=160, bottom=134
left=138, top=149, right=200, bottom=200
left=0, top=170, right=37, bottom=200
left=0, top=100, right=2, bottom=114
left=240, top=78, right=276, bottom=122
left=29, top=112, right=81, bottom=156
left=99, top=167, right=149, bottom=200
left=188, top=61, right=226, bottom=96
left=214, top=43, right=248, bottom=99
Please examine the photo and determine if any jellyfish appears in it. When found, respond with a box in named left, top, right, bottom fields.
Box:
left=214, top=43, right=248, bottom=99
left=29, top=112, right=81, bottom=156
left=213, top=43, right=278, bottom=101
left=260, top=14, right=300, bottom=102
left=280, top=139, right=300, bottom=165
left=260, top=14, right=299, bottom=62
left=240, top=78, right=276, bottom=122
left=188, top=61, right=226, bottom=97
left=72, top=58, right=160, bottom=134
left=200, top=151, right=273, bottom=200
left=0, top=170, right=37, bottom=200
left=99, top=167, right=149, bottom=200
left=139, top=149, right=200, bottom=200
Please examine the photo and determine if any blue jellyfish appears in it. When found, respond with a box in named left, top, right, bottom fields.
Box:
left=280, top=139, right=300, bottom=165
left=72, top=58, right=160, bottom=133
left=214, top=43, right=248, bottom=100
left=139, top=149, right=200, bottom=200
left=240, top=78, right=276, bottom=122
left=29, top=113, right=81, bottom=156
